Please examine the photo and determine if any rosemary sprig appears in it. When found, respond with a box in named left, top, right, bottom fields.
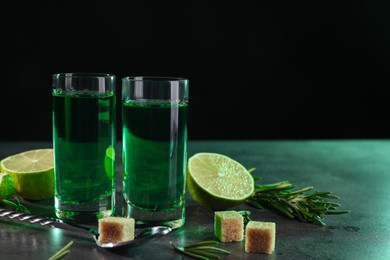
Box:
left=48, top=241, right=74, bottom=260
left=171, top=240, right=230, bottom=260
left=246, top=168, right=350, bottom=226
left=2, top=197, right=31, bottom=214
left=237, top=210, right=252, bottom=226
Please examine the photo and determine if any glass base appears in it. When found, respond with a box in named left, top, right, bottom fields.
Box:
left=123, top=200, right=185, bottom=229
left=55, top=195, right=114, bottom=224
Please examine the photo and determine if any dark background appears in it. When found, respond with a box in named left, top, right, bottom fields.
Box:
left=2, top=1, right=390, bottom=141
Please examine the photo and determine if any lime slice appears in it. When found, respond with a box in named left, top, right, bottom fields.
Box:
left=0, top=172, right=15, bottom=201
left=187, top=152, right=254, bottom=210
left=0, top=149, right=54, bottom=200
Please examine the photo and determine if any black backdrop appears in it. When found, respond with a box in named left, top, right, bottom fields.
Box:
left=2, top=2, right=390, bottom=141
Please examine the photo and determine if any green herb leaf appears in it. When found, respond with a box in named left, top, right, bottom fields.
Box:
left=185, top=240, right=219, bottom=249
left=171, top=240, right=230, bottom=260
left=48, top=241, right=74, bottom=260
left=2, top=199, right=17, bottom=208
left=246, top=169, right=350, bottom=226
left=237, top=210, right=252, bottom=226
left=2, top=198, right=30, bottom=214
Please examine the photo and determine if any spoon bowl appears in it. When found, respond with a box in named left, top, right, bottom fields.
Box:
left=0, top=208, right=172, bottom=248
left=97, top=225, right=172, bottom=248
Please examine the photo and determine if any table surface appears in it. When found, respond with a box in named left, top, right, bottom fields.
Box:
left=0, top=140, right=389, bottom=259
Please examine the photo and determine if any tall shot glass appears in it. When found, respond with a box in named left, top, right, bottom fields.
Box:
left=52, top=73, right=116, bottom=223
left=122, top=76, right=189, bottom=229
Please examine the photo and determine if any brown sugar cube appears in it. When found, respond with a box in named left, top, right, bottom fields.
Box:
left=245, top=221, right=276, bottom=254
left=214, top=211, right=244, bottom=242
left=98, top=216, right=135, bottom=244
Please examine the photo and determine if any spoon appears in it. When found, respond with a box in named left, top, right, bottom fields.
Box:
left=0, top=208, right=172, bottom=248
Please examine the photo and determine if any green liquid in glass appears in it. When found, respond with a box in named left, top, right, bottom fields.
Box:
left=52, top=91, right=116, bottom=204
left=122, top=100, right=188, bottom=211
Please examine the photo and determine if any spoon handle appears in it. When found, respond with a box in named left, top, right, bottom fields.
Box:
left=0, top=208, right=98, bottom=239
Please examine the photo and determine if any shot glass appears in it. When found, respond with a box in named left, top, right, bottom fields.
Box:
left=122, top=76, right=189, bottom=229
left=52, top=73, right=116, bottom=223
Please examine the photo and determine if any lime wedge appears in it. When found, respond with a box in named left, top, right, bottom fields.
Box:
left=0, top=172, right=15, bottom=201
left=0, top=149, right=54, bottom=200
left=187, top=152, right=254, bottom=210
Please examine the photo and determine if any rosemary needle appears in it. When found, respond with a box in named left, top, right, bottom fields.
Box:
left=48, top=241, right=74, bottom=260
left=237, top=210, right=252, bottom=226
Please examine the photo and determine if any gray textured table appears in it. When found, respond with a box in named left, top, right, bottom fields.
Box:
left=0, top=140, right=389, bottom=259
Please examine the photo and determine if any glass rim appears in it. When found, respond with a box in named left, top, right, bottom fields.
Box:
left=52, top=72, right=116, bottom=79
left=122, top=76, right=188, bottom=82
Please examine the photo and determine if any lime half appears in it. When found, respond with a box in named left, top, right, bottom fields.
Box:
left=187, top=152, right=254, bottom=210
left=0, top=149, right=54, bottom=200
